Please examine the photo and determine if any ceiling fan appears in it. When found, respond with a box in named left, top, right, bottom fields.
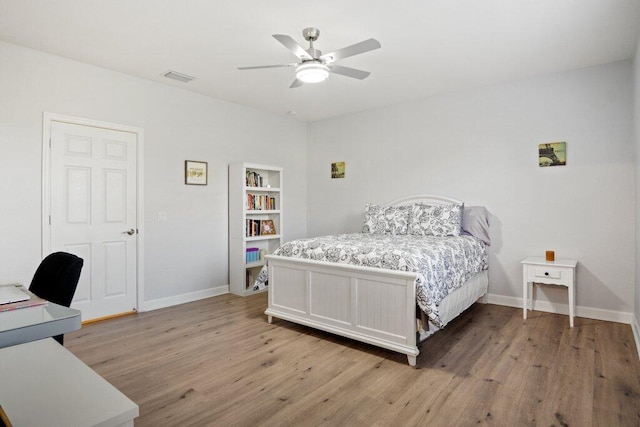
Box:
left=238, top=27, right=381, bottom=88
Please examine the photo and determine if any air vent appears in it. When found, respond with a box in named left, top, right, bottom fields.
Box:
left=162, top=71, right=195, bottom=83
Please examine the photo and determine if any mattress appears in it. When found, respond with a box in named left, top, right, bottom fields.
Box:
left=254, top=233, right=488, bottom=328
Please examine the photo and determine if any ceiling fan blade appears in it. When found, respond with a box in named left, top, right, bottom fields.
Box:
left=320, top=38, right=381, bottom=63
left=273, top=34, right=313, bottom=60
left=238, top=63, right=297, bottom=70
left=329, top=65, right=371, bottom=80
left=290, top=78, right=304, bottom=88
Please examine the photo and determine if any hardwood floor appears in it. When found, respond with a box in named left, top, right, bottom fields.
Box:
left=65, top=293, right=640, bottom=426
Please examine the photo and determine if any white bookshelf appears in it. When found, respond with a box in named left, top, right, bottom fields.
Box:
left=228, top=162, right=283, bottom=296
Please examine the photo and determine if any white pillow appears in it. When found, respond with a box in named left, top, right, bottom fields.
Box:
left=409, top=203, right=463, bottom=237
left=362, top=204, right=411, bottom=235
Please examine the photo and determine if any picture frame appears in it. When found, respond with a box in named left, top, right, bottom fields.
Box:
left=538, top=142, right=566, bottom=167
left=331, top=161, right=345, bottom=179
left=185, top=160, right=208, bottom=185
left=261, top=219, right=276, bottom=235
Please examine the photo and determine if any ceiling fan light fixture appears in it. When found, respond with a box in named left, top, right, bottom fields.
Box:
left=296, top=62, right=329, bottom=83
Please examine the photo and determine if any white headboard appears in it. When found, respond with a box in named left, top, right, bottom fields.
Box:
left=384, top=194, right=462, bottom=207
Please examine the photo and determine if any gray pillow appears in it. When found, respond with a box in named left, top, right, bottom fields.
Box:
left=462, top=206, right=491, bottom=245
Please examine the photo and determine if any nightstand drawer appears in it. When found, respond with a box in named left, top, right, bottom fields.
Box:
left=532, top=267, right=563, bottom=280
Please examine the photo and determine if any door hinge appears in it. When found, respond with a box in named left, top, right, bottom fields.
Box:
left=49, top=138, right=51, bottom=148
left=136, top=229, right=139, bottom=234
left=48, top=215, right=51, bottom=225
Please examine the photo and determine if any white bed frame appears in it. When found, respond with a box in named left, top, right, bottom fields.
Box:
left=265, top=195, right=488, bottom=366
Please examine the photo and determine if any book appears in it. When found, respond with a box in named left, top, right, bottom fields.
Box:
left=246, top=171, right=264, bottom=187
left=246, top=219, right=263, bottom=237
left=246, top=248, right=259, bottom=263
left=246, top=219, right=278, bottom=237
left=247, top=194, right=276, bottom=211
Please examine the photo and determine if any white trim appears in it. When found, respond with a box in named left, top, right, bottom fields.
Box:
left=486, top=293, right=634, bottom=324
left=632, top=315, right=640, bottom=360
left=141, top=286, right=229, bottom=312
left=42, top=112, right=145, bottom=313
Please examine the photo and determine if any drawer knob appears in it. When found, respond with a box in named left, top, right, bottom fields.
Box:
left=544, top=272, right=549, bottom=276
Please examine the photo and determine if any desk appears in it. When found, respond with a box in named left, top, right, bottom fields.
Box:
left=0, top=302, right=81, bottom=348
left=0, top=338, right=138, bottom=426
left=522, top=256, right=577, bottom=327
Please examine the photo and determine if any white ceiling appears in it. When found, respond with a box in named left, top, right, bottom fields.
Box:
left=1, top=0, right=639, bottom=122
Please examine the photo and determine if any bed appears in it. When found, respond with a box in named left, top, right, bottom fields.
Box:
left=259, top=195, right=489, bottom=366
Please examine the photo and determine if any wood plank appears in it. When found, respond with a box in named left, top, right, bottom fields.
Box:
left=65, top=293, right=640, bottom=426
left=592, top=320, right=640, bottom=425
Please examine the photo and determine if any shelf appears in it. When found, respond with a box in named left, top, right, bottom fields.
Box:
left=246, top=234, right=281, bottom=241
left=245, top=260, right=266, bottom=269
left=245, top=186, right=280, bottom=192
left=245, top=210, right=280, bottom=215
left=244, top=287, right=268, bottom=296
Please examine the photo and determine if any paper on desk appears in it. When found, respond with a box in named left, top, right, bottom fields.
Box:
left=0, top=285, right=47, bottom=312
left=0, top=284, right=30, bottom=305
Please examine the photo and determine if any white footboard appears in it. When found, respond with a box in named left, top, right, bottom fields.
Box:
left=264, top=255, right=420, bottom=366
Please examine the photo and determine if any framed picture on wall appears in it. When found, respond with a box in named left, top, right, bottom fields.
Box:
left=185, top=160, right=208, bottom=185
left=331, top=161, right=345, bottom=179
left=538, top=142, right=566, bottom=167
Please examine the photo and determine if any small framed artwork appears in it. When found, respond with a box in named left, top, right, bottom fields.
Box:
left=261, top=219, right=276, bottom=235
left=539, top=142, right=566, bottom=167
left=185, top=160, right=208, bottom=185
left=331, top=161, right=345, bottom=179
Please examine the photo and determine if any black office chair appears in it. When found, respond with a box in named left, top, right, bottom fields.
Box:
left=29, top=252, right=84, bottom=345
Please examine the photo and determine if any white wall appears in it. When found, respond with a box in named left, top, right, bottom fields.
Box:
left=0, top=41, right=307, bottom=305
left=307, top=61, right=634, bottom=320
left=1, top=39, right=636, bottom=322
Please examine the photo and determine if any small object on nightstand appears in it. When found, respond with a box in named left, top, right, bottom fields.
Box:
left=521, top=256, right=578, bottom=327
left=545, top=250, right=555, bottom=262
left=0, top=404, right=13, bottom=426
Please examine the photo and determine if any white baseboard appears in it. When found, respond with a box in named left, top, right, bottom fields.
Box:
left=141, top=285, right=229, bottom=312
left=485, top=293, right=633, bottom=324
left=632, top=315, right=640, bottom=360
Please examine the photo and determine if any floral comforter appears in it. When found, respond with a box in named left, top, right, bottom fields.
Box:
left=253, top=233, right=488, bottom=328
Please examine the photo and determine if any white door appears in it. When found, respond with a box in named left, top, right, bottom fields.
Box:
left=49, top=121, right=138, bottom=320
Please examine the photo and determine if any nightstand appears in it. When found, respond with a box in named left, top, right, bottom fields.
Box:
left=521, top=256, right=578, bottom=327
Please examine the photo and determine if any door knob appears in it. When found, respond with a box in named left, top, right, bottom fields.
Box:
left=122, top=229, right=135, bottom=236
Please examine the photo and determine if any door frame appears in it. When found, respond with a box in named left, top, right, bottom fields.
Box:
left=41, top=112, right=145, bottom=313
